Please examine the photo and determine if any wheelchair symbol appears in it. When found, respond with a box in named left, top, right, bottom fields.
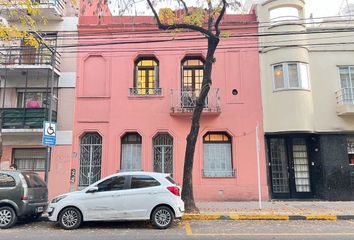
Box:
left=46, top=125, right=55, bottom=135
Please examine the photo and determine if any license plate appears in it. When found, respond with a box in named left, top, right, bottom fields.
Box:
left=36, top=207, right=43, bottom=213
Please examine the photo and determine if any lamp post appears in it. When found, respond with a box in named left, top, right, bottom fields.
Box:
left=31, top=31, right=56, bottom=184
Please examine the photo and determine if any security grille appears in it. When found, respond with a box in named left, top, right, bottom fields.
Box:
left=153, top=134, right=173, bottom=174
left=269, top=138, right=290, bottom=193
left=78, top=133, right=102, bottom=188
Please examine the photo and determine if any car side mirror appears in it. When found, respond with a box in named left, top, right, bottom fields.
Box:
left=86, top=186, right=98, bottom=193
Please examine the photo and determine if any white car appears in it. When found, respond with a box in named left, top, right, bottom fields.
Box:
left=47, top=172, right=184, bottom=230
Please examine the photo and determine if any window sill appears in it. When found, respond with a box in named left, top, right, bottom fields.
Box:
left=202, top=175, right=236, bottom=179
left=273, top=88, right=311, bottom=93
left=202, top=169, right=236, bottom=178
left=268, top=22, right=305, bottom=30
left=128, top=95, right=164, bottom=99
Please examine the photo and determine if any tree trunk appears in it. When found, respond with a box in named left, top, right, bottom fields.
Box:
left=181, top=36, right=219, bottom=212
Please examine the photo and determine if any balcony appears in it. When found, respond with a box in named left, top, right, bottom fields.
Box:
left=0, top=108, right=57, bottom=129
left=170, top=89, right=221, bottom=116
left=0, top=0, right=65, bottom=20
left=336, top=88, right=354, bottom=115
left=0, top=47, right=60, bottom=73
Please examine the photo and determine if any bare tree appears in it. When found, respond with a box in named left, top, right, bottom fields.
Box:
left=147, top=0, right=228, bottom=212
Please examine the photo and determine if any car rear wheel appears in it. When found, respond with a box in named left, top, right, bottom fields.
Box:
left=58, top=207, right=82, bottom=230
left=151, top=206, right=174, bottom=229
left=0, top=206, right=17, bottom=229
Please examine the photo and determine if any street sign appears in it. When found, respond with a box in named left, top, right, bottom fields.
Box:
left=42, top=121, right=56, bottom=147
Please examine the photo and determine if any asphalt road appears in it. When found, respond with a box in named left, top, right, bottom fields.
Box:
left=2, top=219, right=354, bottom=240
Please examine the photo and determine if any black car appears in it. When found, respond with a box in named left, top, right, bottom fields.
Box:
left=0, top=171, right=48, bottom=228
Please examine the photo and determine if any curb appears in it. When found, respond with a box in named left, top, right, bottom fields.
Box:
left=182, top=213, right=354, bottom=221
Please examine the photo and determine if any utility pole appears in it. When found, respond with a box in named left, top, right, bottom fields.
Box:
left=31, top=31, right=56, bottom=184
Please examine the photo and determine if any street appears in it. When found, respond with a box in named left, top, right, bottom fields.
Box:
left=2, top=220, right=354, bottom=240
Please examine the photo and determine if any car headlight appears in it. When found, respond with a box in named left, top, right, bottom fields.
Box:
left=51, top=195, right=68, bottom=203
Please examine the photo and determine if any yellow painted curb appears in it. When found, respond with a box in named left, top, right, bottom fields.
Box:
left=305, top=214, right=337, bottom=220
left=230, top=214, right=289, bottom=220
left=182, top=213, right=222, bottom=220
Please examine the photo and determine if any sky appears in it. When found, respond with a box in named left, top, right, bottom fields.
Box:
left=108, top=0, right=348, bottom=17
left=305, top=0, right=346, bottom=17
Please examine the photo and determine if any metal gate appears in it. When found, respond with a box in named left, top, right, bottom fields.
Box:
left=153, top=133, right=173, bottom=174
left=78, top=133, right=102, bottom=188
left=268, top=136, right=313, bottom=199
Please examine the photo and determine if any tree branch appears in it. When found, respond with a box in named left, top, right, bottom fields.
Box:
left=207, top=0, right=213, bottom=32
left=215, top=0, right=227, bottom=36
left=146, top=0, right=215, bottom=38
left=176, top=0, right=189, bottom=15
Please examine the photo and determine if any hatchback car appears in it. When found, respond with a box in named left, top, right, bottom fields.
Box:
left=48, top=172, right=184, bottom=230
left=0, top=170, right=48, bottom=229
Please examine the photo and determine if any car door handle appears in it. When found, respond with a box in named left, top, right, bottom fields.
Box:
left=112, top=194, right=120, bottom=197
left=149, top=192, right=157, bottom=195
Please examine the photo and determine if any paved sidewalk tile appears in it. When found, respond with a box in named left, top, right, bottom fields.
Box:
left=195, top=201, right=354, bottom=215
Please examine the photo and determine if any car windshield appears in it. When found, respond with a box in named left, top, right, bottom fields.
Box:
left=22, top=173, right=46, bottom=188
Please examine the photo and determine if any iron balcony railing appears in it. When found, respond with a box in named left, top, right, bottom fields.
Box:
left=33, top=0, right=65, bottom=14
left=0, top=108, right=57, bottom=129
left=202, top=169, right=236, bottom=178
left=129, top=88, right=162, bottom=96
left=170, top=88, right=221, bottom=114
left=336, top=88, right=354, bottom=104
left=0, top=47, right=61, bottom=71
left=0, top=0, right=65, bottom=18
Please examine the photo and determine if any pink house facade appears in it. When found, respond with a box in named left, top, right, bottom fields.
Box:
left=73, top=12, right=269, bottom=200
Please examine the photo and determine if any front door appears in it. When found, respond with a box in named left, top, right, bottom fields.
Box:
left=268, top=137, right=313, bottom=199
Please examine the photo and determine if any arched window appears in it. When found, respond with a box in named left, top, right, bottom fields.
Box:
left=203, top=132, right=234, bottom=177
left=133, top=57, right=160, bottom=95
left=79, top=132, right=102, bottom=187
left=121, top=133, right=142, bottom=171
left=153, top=133, right=173, bottom=174
left=180, top=57, right=205, bottom=107
left=181, top=57, right=205, bottom=94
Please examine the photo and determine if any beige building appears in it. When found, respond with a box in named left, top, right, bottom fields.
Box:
left=0, top=1, right=78, bottom=198
left=254, top=0, right=354, bottom=200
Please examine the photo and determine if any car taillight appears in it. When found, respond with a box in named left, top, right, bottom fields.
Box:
left=167, top=186, right=180, bottom=196
left=19, top=173, right=28, bottom=201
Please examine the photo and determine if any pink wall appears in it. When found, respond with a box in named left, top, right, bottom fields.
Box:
left=1, top=145, right=72, bottom=199
left=73, top=15, right=269, bottom=201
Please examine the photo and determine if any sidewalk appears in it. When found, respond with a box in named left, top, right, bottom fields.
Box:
left=182, top=201, right=354, bottom=220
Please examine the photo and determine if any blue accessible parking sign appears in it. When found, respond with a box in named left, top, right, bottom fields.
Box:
left=42, top=121, right=57, bottom=147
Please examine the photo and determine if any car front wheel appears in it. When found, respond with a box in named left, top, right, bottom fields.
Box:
left=151, top=206, right=174, bottom=229
left=0, top=206, right=17, bottom=229
left=58, top=207, right=82, bottom=230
